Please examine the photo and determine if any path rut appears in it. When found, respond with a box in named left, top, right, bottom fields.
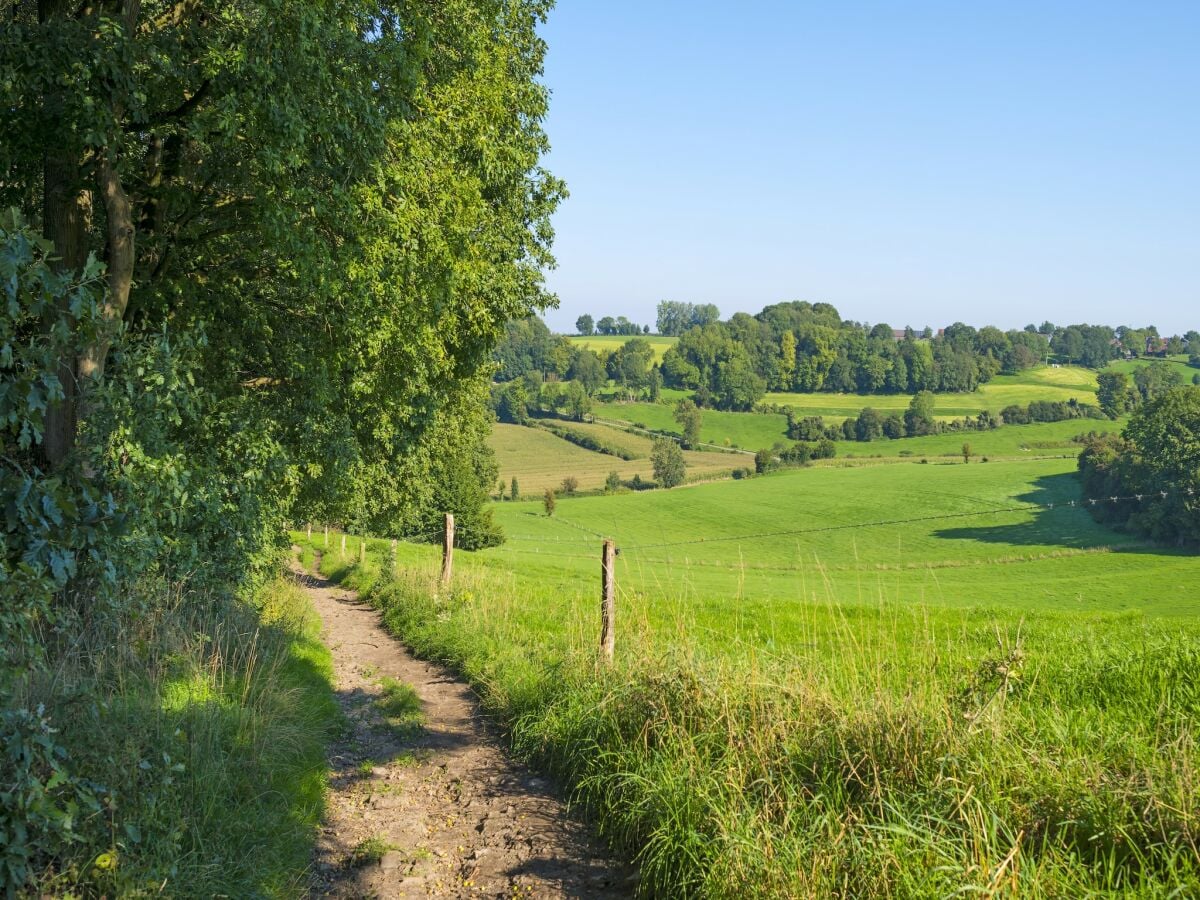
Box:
left=301, top=565, right=633, bottom=898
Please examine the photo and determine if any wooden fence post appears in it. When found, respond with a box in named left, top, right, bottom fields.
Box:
left=600, top=539, right=616, bottom=664
left=390, top=539, right=397, bottom=574
left=441, top=513, right=455, bottom=585
left=359, top=535, right=366, bottom=563
left=341, top=531, right=346, bottom=554
left=323, top=525, right=328, bottom=547
left=306, top=522, right=312, bottom=539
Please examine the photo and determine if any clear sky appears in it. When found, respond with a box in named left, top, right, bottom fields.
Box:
left=537, top=2, right=1199, bottom=336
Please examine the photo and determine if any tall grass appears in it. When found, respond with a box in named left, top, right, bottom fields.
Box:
left=16, top=565, right=339, bottom=896
left=306, top=531, right=1200, bottom=897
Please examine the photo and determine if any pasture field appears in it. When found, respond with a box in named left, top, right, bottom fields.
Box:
left=766, top=365, right=1098, bottom=420
left=299, top=458, right=1200, bottom=896
left=568, top=333, right=677, bottom=362
left=489, top=422, right=738, bottom=493
left=589, top=401, right=1121, bottom=458
left=1104, top=354, right=1195, bottom=376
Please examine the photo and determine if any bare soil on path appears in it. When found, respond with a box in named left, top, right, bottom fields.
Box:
left=300, top=564, right=634, bottom=899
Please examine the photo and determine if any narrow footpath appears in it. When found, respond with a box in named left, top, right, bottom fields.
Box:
left=300, top=564, right=634, bottom=898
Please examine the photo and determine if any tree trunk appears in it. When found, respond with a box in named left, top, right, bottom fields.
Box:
left=78, top=150, right=135, bottom=388
left=39, top=1, right=92, bottom=468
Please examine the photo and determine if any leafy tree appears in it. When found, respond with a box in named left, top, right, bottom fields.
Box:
left=510, top=476, right=520, bottom=503
left=1080, top=387, right=1200, bottom=544
left=560, top=476, right=578, bottom=495
left=543, top=487, right=556, bottom=516
left=962, top=442, right=972, bottom=464
left=855, top=408, right=883, bottom=442
left=609, top=338, right=654, bottom=400
left=674, top=399, right=703, bottom=449
left=576, top=314, right=594, bottom=336
left=596, top=316, right=616, bottom=335
left=904, top=391, right=937, bottom=436
left=1097, top=371, right=1137, bottom=418
left=568, top=348, right=605, bottom=395
left=778, top=330, right=797, bottom=389
left=564, top=381, right=592, bottom=421
left=651, top=438, right=686, bottom=488
left=498, top=479, right=506, bottom=501
left=605, top=470, right=622, bottom=492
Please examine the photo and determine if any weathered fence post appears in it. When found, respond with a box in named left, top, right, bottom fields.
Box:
left=359, top=535, right=366, bottom=563
left=306, top=521, right=312, bottom=539
left=323, top=525, right=329, bottom=547
left=600, top=539, right=616, bottom=664
left=390, top=538, right=397, bottom=574
left=441, top=513, right=455, bottom=585
left=341, top=531, right=347, bottom=554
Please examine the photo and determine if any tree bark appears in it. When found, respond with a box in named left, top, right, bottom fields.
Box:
left=39, top=0, right=92, bottom=468
left=78, top=149, right=135, bottom=387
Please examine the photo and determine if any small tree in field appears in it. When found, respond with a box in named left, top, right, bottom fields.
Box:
left=561, top=476, right=579, bottom=494
left=543, top=488, right=556, bottom=516
left=605, top=470, right=621, bottom=493
left=510, top=476, right=520, bottom=502
left=651, top=437, right=686, bottom=488
left=674, top=398, right=703, bottom=449
left=497, top=479, right=506, bottom=501
left=962, top=442, right=972, bottom=464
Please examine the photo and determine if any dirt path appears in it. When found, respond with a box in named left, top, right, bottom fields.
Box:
left=300, top=565, right=634, bottom=898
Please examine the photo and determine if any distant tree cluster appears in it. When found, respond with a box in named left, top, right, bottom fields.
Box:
left=1078, top=386, right=1200, bottom=545
left=781, top=393, right=1103, bottom=446
left=575, top=314, right=648, bottom=335
left=656, top=301, right=721, bottom=336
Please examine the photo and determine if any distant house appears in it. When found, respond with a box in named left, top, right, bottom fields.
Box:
left=891, top=329, right=908, bottom=341
left=1146, top=336, right=1169, bottom=356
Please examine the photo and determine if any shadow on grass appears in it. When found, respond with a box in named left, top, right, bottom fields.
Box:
left=932, top=472, right=1188, bottom=555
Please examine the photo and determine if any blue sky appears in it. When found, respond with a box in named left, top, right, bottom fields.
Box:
left=537, top=2, right=1198, bottom=335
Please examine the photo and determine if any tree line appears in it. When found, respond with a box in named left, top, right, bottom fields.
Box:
left=497, top=304, right=1195, bottom=414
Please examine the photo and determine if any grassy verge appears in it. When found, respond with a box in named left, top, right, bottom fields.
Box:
left=15, top=561, right=339, bottom=897
left=300, top=530, right=1200, bottom=897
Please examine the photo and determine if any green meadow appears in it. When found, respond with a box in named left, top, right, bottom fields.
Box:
left=569, top=333, right=678, bottom=363
left=298, top=448, right=1200, bottom=896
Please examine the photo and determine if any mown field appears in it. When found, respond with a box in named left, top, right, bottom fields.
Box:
left=582, top=365, right=1101, bottom=453
left=568, top=333, right=678, bottom=363
left=489, top=422, right=740, bottom=494
left=299, top=454, right=1200, bottom=896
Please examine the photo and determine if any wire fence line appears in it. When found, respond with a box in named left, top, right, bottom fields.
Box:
left=310, top=486, right=1191, bottom=559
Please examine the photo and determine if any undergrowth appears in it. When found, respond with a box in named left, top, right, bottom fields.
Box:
left=305, top=532, right=1200, bottom=898
left=9, top=566, right=339, bottom=897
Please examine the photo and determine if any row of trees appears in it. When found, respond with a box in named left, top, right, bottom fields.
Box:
left=574, top=314, right=650, bottom=336
left=1097, top=364, right=1200, bottom=417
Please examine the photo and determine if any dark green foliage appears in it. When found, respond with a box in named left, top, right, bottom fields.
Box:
left=575, top=314, right=594, bottom=336
left=605, top=470, right=622, bottom=493
left=543, top=488, right=556, bottom=516
left=674, top=398, right=703, bottom=449
left=1078, top=387, right=1200, bottom=545
left=651, top=438, right=686, bottom=488
left=536, top=422, right=638, bottom=460
left=905, top=391, right=937, bottom=436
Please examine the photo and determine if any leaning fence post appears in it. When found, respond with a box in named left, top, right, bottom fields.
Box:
left=600, top=539, right=616, bottom=664
left=441, top=513, right=455, bottom=585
